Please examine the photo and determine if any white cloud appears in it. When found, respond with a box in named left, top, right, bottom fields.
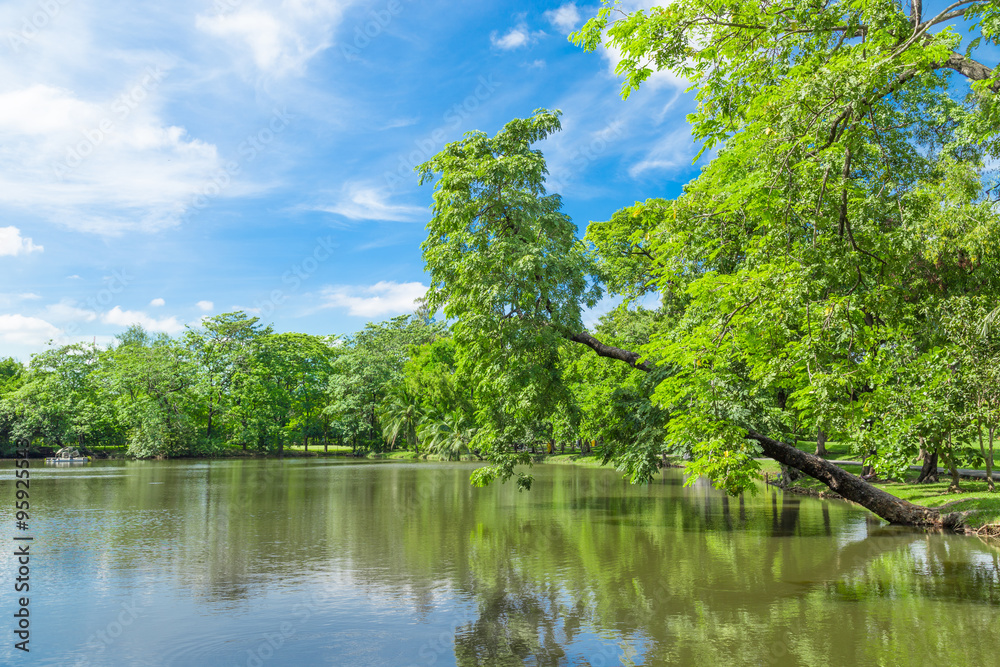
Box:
left=382, top=117, right=420, bottom=130
left=491, top=26, right=530, bottom=50
left=102, top=306, right=185, bottom=334
left=317, top=183, right=427, bottom=222
left=0, top=314, right=61, bottom=346
left=627, top=126, right=698, bottom=177
left=196, top=300, right=214, bottom=312
left=45, top=300, right=98, bottom=323
left=0, top=292, right=41, bottom=305
left=0, top=293, right=40, bottom=308
left=0, top=81, right=224, bottom=235
left=544, top=3, right=582, bottom=35
left=542, top=114, right=631, bottom=194
left=149, top=298, right=165, bottom=307
left=491, top=20, right=546, bottom=51
left=0, top=226, right=43, bottom=256
left=538, top=78, right=697, bottom=196
left=319, top=281, right=426, bottom=317
left=196, top=0, right=351, bottom=77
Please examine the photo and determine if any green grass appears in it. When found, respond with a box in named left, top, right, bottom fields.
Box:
left=802, top=440, right=853, bottom=460
left=542, top=452, right=611, bottom=469
left=282, top=444, right=354, bottom=455
left=379, top=450, right=421, bottom=460
left=869, top=478, right=1000, bottom=528
left=773, top=459, right=1000, bottom=529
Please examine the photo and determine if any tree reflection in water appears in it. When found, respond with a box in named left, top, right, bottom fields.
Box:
left=29, top=460, right=1000, bottom=666
left=446, top=467, right=1000, bottom=666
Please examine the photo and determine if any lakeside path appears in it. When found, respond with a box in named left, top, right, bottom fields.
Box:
left=827, top=460, right=998, bottom=480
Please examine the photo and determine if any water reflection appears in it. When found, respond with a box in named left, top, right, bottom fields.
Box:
left=1, top=460, right=999, bottom=665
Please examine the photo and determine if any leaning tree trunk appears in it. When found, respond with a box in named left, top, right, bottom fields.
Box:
left=566, top=330, right=957, bottom=528
left=746, top=430, right=949, bottom=526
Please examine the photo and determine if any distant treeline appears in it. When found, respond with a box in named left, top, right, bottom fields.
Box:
left=0, top=309, right=665, bottom=461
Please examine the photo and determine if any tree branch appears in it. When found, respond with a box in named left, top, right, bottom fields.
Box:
left=568, top=331, right=652, bottom=371
left=838, top=146, right=852, bottom=238
left=920, top=0, right=977, bottom=29
left=563, top=329, right=959, bottom=527
left=934, top=52, right=999, bottom=92
left=714, top=295, right=762, bottom=344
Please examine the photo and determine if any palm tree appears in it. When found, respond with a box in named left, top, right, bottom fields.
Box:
left=378, top=388, right=423, bottom=452
left=419, top=410, right=477, bottom=461
left=981, top=304, right=1000, bottom=337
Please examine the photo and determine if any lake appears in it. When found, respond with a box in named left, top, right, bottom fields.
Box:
left=1, top=458, right=998, bottom=666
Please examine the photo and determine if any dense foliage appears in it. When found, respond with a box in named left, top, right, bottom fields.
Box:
left=410, top=0, right=1000, bottom=523
left=0, top=313, right=435, bottom=458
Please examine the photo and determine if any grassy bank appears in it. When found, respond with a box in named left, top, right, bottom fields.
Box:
left=780, top=471, right=1000, bottom=531
left=540, top=452, right=612, bottom=469
left=369, top=450, right=485, bottom=462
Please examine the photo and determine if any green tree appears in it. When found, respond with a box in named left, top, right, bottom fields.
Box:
left=0, top=357, right=24, bottom=453
left=573, top=0, right=999, bottom=522
left=419, top=410, right=478, bottom=461
left=403, top=336, right=471, bottom=418
left=945, top=297, right=1000, bottom=490
left=565, top=307, right=670, bottom=483
left=3, top=344, right=121, bottom=452
left=417, top=0, right=1000, bottom=525
left=273, top=332, right=337, bottom=452
left=417, top=111, right=612, bottom=489
left=102, top=328, right=200, bottom=458
left=226, top=332, right=335, bottom=456
left=0, top=357, right=22, bottom=393
left=378, top=387, right=424, bottom=452
left=184, top=311, right=273, bottom=448
left=326, top=315, right=443, bottom=454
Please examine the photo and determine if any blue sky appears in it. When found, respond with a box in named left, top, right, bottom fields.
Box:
left=0, top=0, right=711, bottom=361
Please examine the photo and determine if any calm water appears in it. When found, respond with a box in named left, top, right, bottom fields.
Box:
left=1, top=458, right=998, bottom=666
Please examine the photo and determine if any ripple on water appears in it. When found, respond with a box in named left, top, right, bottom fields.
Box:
left=156, top=627, right=277, bottom=667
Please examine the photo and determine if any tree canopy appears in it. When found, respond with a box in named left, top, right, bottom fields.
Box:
left=413, top=0, right=1000, bottom=526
